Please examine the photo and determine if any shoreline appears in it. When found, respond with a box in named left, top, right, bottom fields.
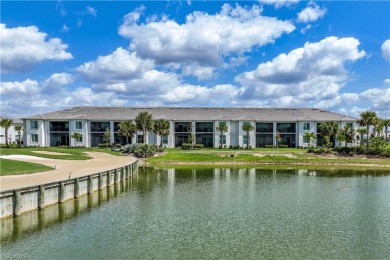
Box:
left=0, top=152, right=136, bottom=191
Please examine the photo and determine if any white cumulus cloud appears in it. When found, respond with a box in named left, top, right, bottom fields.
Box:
left=0, top=24, right=72, bottom=73
left=77, top=48, right=154, bottom=83
left=236, top=36, right=366, bottom=107
left=381, top=39, right=390, bottom=61
left=119, top=3, right=295, bottom=72
left=297, top=3, right=327, bottom=23
left=259, top=0, right=300, bottom=8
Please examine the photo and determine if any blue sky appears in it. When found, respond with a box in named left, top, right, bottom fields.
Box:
left=1, top=0, right=389, bottom=119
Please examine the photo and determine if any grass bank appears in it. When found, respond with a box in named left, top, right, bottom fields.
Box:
left=146, top=148, right=390, bottom=168
left=0, top=147, right=124, bottom=176
left=0, top=147, right=122, bottom=160
left=0, top=159, right=54, bottom=176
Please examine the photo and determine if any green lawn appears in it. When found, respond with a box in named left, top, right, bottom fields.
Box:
left=0, top=158, right=54, bottom=176
left=0, top=147, right=123, bottom=160
left=147, top=148, right=390, bottom=168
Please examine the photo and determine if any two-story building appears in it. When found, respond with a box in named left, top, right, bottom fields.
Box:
left=22, top=107, right=358, bottom=148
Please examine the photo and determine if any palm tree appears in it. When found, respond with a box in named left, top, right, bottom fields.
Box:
left=356, top=128, right=367, bottom=147
left=118, top=120, right=136, bottom=145
left=373, top=118, right=385, bottom=138
left=338, top=125, right=355, bottom=147
left=242, top=122, right=254, bottom=149
left=14, top=124, right=23, bottom=148
left=154, top=119, right=170, bottom=148
left=70, top=132, right=82, bottom=147
left=135, top=112, right=153, bottom=144
left=358, top=111, right=377, bottom=153
left=216, top=122, right=228, bottom=148
left=103, top=128, right=111, bottom=147
left=384, top=119, right=390, bottom=142
left=319, top=121, right=339, bottom=148
left=304, top=132, right=316, bottom=148
left=1, top=118, right=13, bottom=147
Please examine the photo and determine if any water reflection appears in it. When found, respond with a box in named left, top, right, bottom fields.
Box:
left=1, top=180, right=135, bottom=242
left=1, top=167, right=389, bottom=245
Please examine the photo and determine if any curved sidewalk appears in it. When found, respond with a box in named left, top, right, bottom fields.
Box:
left=0, top=152, right=136, bottom=191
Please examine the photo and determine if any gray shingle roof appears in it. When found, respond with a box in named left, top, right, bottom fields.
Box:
left=22, top=106, right=357, bottom=122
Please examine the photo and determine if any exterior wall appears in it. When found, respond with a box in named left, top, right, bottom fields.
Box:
left=297, top=121, right=317, bottom=147
left=25, top=119, right=45, bottom=146
left=22, top=117, right=358, bottom=148
left=238, top=121, right=255, bottom=148
left=69, top=120, right=88, bottom=147
left=214, top=120, right=231, bottom=148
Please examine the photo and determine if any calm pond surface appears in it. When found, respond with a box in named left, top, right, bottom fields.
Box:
left=1, top=168, right=390, bottom=259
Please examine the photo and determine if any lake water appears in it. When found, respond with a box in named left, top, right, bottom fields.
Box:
left=1, top=168, right=390, bottom=259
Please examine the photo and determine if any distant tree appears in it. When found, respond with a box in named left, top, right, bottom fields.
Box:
left=242, top=122, right=254, bottom=149
left=154, top=119, right=170, bottom=148
left=275, top=131, right=281, bottom=148
left=338, top=125, right=355, bottom=147
left=14, top=124, right=23, bottom=148
left=320, top=121, right=339, bottom=147
left=384, top=119, right=390, bottom=142
left=103, top=128, right=111, bottom=147
left=304, top=132, right=316, bottom=148
left=118, top=120, right=136, bottom=145
left=70, top=132, right=82, bottom=147
left=358, top=111, right=377, bottom=153
left=0, top=118, right=13, bottom=147
left=216, top=122, right=228, bottom=148
left=135, top=112, right=153, bottom=144
left=187, top=123, right=194, bottom=145
left=356, top=128, right=367, bottom=147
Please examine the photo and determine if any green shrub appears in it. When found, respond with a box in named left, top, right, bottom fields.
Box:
left=334, top=146, right=354, bottom=154
left=354, top=146, right=365, bottom=155
left=97, top=143, right=110, bottom=148
left=380, top=147, right=390, bottom=157
left=181, top=143, right=204, bottom=150
left=133, top=144, right=157, bottom=158
left=121, top=144, right=139, bottom=154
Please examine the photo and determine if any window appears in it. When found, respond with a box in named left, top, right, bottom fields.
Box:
left=243, top=135, right=248, bottom=145
left=303, top=122, right=310, bottom=131
left=137, top=134, right=144, bottom=143
left=303, top=136, right=309, bottom=144
left=277, top=123, right=296, bottom=133
left=31, top=134, right=38, bottom=143
left=162, top=135, right=168, bottom=145
left=75, top=121, right=83, bottom=130
left=30, top=121, right=38, bottom=130
left=256, top=123, right=273, bottom=133
left=195, top=122, right=213, bottom=132
left=346, top=123, right=353, bottom=128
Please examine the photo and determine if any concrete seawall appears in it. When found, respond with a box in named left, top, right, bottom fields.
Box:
left=0, top=160, right=138, bottom=219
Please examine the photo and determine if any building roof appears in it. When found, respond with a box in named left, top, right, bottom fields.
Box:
left=22, top=106, right=357, bottom=122
left=0, top=117, right=23, bottom=124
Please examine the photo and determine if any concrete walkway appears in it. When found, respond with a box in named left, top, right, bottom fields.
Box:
left=0, top=152, right=136, bottom=191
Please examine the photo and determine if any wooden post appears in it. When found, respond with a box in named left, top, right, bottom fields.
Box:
left=107, top=170, right=112, bottom=186
left=115, top=168, right=119, bottom=183
left=88, top=175, right=93, bottom=194
left=59, top=182, right=65, bottom=203
left=14, top=189, right=21, bottom=216
left=38, top=185, right=45, bottom=209
left=74, top=178, right=80, bottom=198
left=98, top=172, right=103, bottom=190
